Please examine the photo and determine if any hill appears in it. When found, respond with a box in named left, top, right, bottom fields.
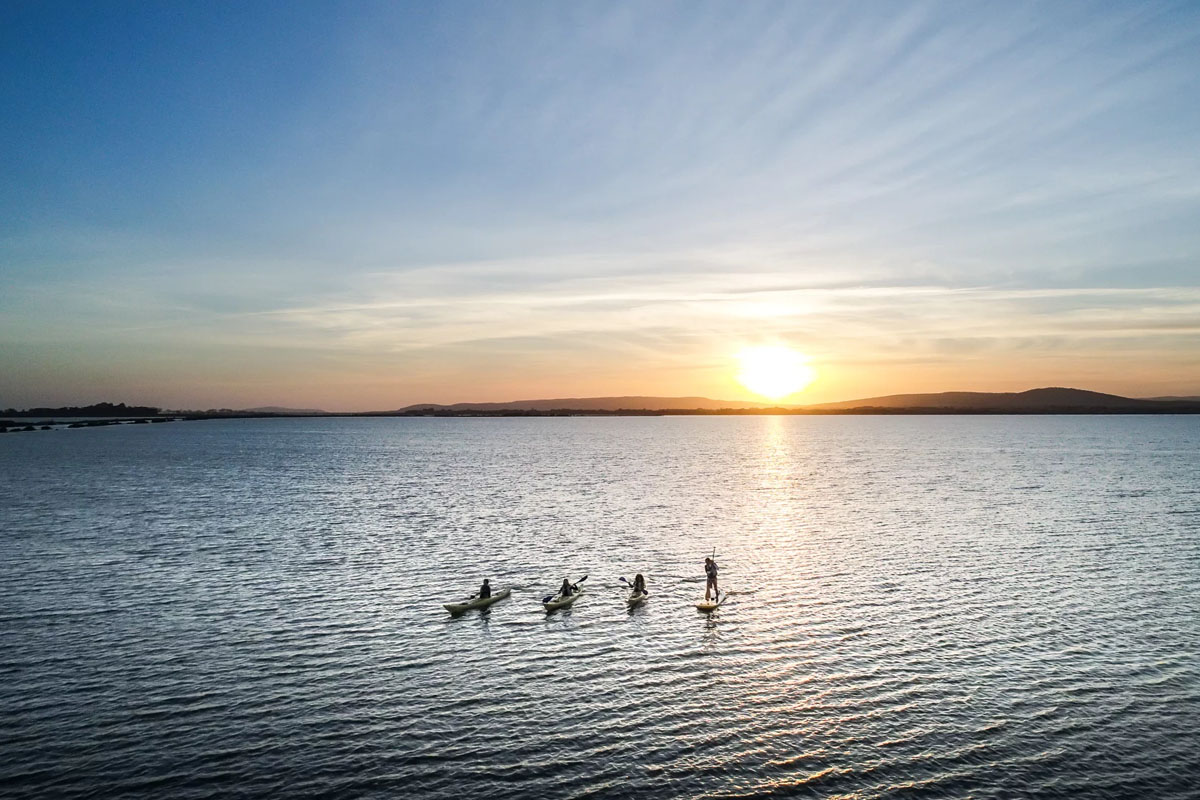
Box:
left=801, top=387, right=1179, bottom=411
left=383, top=388, right=1200, bottom=415
left=394, top=396, right=778, bottom=413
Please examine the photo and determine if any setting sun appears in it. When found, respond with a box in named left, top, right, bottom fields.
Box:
left=736, top=345, right=817, bottom=401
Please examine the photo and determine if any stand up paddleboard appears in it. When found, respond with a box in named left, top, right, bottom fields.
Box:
left=696, top=590, right=727, bottom=612
left=443, top=587, right=511, bottom=615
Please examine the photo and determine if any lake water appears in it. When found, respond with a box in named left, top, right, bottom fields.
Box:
left=2, top=416, right=1198, bottom=799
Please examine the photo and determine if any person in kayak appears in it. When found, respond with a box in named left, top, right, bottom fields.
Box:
left=478, top=579, right=491, bottom=600
left=632, top=574, right=647, bottom=595
left=704, top=557, right=719, bottom=602
left=559, top=578, right=575, bottom=598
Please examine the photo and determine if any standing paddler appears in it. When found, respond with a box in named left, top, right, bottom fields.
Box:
left=704, top=556, right=719, bottom=602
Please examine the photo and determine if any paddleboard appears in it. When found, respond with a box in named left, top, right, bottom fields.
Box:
left=443, top=587, right=511, bottom=615
left=696, top=590, right=727, bottom=612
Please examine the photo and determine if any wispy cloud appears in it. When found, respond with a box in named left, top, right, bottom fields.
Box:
left=1, top=1, right=1198, bottom=407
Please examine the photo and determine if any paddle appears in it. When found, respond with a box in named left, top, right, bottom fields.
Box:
left=542, top=575, right=587, bottom=604
left=620, top=575, right=647, bottom=597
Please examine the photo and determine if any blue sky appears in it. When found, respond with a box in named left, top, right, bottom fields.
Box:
left=2, top=1, right=1199, bottom=409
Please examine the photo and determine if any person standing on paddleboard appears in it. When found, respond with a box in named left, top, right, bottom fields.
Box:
left=704, top=557, right=719, bottom=602
left=479, top=579, right=491, bottom=599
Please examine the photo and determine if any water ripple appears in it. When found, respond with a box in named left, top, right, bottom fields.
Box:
left=2, top=416, right=1198, bottom=798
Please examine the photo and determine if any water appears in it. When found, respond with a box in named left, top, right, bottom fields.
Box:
left=2, top=416, right=1198, bottom=799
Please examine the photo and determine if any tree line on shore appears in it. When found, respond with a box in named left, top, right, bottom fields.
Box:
left=1, top=402, right=160, bottom=417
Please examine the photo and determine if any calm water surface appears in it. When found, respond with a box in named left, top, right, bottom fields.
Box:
left=2, top=416, right=1198, bottom=799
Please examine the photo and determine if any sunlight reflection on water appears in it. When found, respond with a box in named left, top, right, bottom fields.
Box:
left=1, top=416, right=1198, bottom=799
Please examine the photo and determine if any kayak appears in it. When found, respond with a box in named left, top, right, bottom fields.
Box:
left=696, top=590, right=727, bottom=612
left=627, top=589, right=648, bottom=608
left=543, top=586, right=584, bottom=611
left=443, top=587, right=511, bottom=615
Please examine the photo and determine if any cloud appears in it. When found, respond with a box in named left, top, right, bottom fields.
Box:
left=2, top=2, right=1199, bottom=406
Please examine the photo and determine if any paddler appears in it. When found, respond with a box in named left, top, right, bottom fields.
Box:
left=632, top=574, right=647, bottom=595
left=704, top=557, right=719, bottom=602
left=559, top=577, right=575, bottom=598
left=478, top=578, right=491, bottom=599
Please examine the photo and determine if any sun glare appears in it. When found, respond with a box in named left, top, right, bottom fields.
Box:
left=736, top=345, right=817, bottom=401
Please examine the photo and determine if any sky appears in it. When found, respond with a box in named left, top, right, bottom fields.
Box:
left=2, top=1, right=1199, bottom=411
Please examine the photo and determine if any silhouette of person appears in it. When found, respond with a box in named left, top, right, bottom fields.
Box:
left=704, top=557, right=719, bottom=601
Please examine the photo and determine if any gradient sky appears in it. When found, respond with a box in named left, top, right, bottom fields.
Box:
left=2, top=1, right=1199, bottom=410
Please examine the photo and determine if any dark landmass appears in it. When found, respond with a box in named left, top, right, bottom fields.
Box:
left=800, top=387, right=1192, bottom=412
left=3, top=401, right=160, bottom=418
left=383, top=387, right=1200, bottom=415
left=4, top=388, right=1199, bottom=433
left=388, top=396, right=777, bottom=413
left=384, top=387, right=1200, bottom=415
left=167, top=407, right=338, bottom=419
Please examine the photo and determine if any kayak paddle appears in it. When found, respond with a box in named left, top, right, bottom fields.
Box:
left=542, top=575, right=587, bottom=604
left=619, top=575, right=650, bottom=600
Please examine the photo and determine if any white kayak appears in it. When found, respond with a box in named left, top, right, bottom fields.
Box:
left=443, top=587, right=511, bottom=615
left=543, top=586, right=584, bottom=611
left=627, top=589, right=648, bottom=608
left=696, top=590, right=727, bottom=612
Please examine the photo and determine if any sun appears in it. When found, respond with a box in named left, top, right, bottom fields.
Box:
left=736, top=345, right=817, bottom=401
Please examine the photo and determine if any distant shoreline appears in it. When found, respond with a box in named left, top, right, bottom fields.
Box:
left=5, top=388, right=1200, bottom=431
left=6, top=407, right=1200, bottom=435
left=357, top=406, right=1200, bottom=417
